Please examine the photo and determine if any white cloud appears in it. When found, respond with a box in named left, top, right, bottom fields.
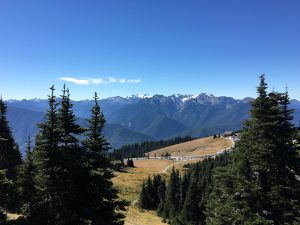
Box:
left=58, top=76, right=141, bottom=85
left=58, top=77, right=89, bottom=85
left=89, top=78, right=104, bottom=85
left=127, top=79, right=141, bottom=84
left=107, top=77, right=118, bottom=84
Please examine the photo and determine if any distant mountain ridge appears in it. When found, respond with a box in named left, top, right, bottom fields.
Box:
left=5, top=93, right=300, bottom=154
left=6, top=106, right=153, bottom=153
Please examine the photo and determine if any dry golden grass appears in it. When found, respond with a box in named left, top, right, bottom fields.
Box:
left=113, top=160, right=172, bottom=202
left=124, top=205, right=167, bottom=225
left=149, top=137, right=232, bottom=157
left=113, top=160, right=172, bottom=225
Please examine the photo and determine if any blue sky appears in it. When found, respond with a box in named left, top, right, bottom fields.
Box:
left=0, top=0, right=299, bottom=100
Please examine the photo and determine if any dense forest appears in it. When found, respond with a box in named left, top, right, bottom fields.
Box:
left=111, top=136, right=194, bottom=159
left=0, top=85, right=127, bottom=225
left=139, top=75, right=300, bottom=224
left=139, top=153, right=231, bottom=225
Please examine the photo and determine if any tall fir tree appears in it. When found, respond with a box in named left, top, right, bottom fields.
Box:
left=55, top=84, right=86, bottom=224
left=145, top=175, right=155, bottom=208
left=153, top=174, right=163, bottom=208
left=139, top=181, right=150, bottom=209
left=139, top=174, right=166, bottom=210
left=175, top=171, right=201, bottom=225
left=18, top=135, right=36, bottom=221
left=0, top=97, right=21, bottom=179
left=82, top=92, right=127, bottom=225
left=295, top=127, right=300, bottom=176
left=278, top=89, right=298, bottom=172
left=32, top=85, right=63, bottom=225
left=0, top=96, right=21, bottom=214
left=0, top=169, right=13, bottom=222
left=159, top=167, right=181, bottom=221
left=179, top=172, right=190, bottom=211
left=59, top=84, right=84, bottom=147
left=206, top=75, right=300, bottom=224
left=157, top=178, right=166, bottom=206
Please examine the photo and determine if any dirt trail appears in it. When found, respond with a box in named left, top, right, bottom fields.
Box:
left=160, top=161, right=182, bottom=174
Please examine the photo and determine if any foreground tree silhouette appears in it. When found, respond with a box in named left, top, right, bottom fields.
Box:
left=206, top=75, right=300, bottom=224
left=32, top=85, right=64, bottom=224
left=0, top=169, right=13, bottom=222
left=0, top=97, right=22, bottom=178
left=0, top=97, right=21, bottom=214
left=82, top=92, right=127, bottom=225
left=30, top=87, right=126, bottom=225
left=18, top=135, right=36, bottom=221
left=56, top=85, right=86, bottom=224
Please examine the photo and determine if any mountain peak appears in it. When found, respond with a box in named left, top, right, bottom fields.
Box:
left=129, top=94, right=153, bottom=99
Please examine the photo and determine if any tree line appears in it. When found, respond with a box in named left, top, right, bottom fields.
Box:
left=139, top=75, right=300, bottom=224
left=111, top=136, right=194, bottom=159
left=0, top=85, right=127, bottom=225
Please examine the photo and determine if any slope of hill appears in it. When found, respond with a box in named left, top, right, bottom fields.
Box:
left=148, top=136, right=232, bottom=157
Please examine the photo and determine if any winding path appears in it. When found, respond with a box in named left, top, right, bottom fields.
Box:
left=160, top=161, right=182, bottom=174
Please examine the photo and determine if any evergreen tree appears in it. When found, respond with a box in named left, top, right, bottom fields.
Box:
left=295, top=127, right=300, bottom=176
left=179, top=172, right=190, bottom=210
left=139, top=181, right=149, bottom=209
left=139, top=174, right=166, bottom=210
left=59, top=84, right=84, bottom=147
left=153, top=174, right=163, bottom=207
left=160, top=167, right=181, bottom=220
left=82, top=92, right=127, bottom=225
left=157, top=178, right=166, bottom=204
left=126, top=158, right=135, bottom=167
left=0, top=97, right=21, bottom=179
left=206, top=75, right=300, bottom=224
left=0, top=97, right=21, bottom=213
left=56, top=84, right=86, bottom=224
left=32, top=85, right=63, bottom=224
left=29, top=87, right=128, bottom=225
left=146, top=175, right=155, bottom=208
left=278, top=89, right=298, bottom=172
left=176, top=170, right=202, bottom=225
left=0, top=169, right=13, bottom=222
left=18, top=135, right=36, bottom=221
left=139, top=176, right=155, bottom=209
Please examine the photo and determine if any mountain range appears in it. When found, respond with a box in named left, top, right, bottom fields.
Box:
left=5, top=93, right=300, bottom=154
